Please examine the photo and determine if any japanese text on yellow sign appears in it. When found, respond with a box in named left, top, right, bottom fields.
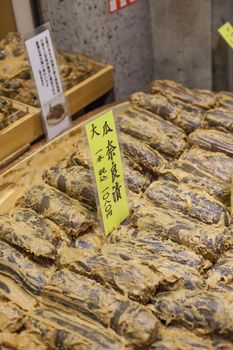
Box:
left=85, top=110, right=129, bottom=234
left=218, top=22, right=233, bottom=49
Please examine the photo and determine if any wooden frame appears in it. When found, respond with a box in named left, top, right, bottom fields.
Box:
left=65, top=64, right=113, bottom=116
left=0, top=100, right=42, bottom=164
left=0, top=64, right=113, bottom=165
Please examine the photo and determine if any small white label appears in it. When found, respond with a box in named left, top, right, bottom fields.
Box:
left=109, top=0, right=117, bottom=12
left=25, top=27, right=70, bottom=140
left=120, top=0, right=127, bottom=6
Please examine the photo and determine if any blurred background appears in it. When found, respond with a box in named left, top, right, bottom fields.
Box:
left=1, top=0, right=233, bottom=100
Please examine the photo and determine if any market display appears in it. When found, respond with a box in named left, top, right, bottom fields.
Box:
left=0, top=32, right=102, bottom=130
left=1, top=79, right=233, bottom=349
left=0, top=96, right=25, bottom=130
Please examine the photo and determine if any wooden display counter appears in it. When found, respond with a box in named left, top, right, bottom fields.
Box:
left=0, top=64, right=114, bottom=166
left=0, top=100, right=41, bottom=164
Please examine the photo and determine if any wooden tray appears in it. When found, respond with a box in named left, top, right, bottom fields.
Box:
left=0, top=100, right=42, bottom=164
left=0, top=102, right=128, bottom=213
left=0, top=64, right=113, bottom=165
left=65, top=64, right=113, bottom=116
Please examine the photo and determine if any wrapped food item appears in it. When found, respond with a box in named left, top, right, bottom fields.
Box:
left=43, top=165, right=96, bottom=210
left=68, top=123, right=166, bottom=179
left=153, top=290, right=233, bottom=337
left=67, top=140, right=89, bottom=169
left=123, top=158, right=150, bottom=193
left=161, top=160, right=230, bottom=202
left=131, top=198, right=231, bottom=262
left=119, top=107, right=186, bottom=158
left=16, top=183, right=95, bottom=238
left=0, top=214, right=57, bottom=260
left=109, top=225, right=207, bottom=270
left=121, top=132, right=167, bottom=174
left=189, top=129, right=233, bottom=158
left=0, top=240, right=50, bottom=295
left=171, top=108, right=205, bottom=134
left=150, top=80, right=216, bottom=109
left=9, top=207, right=66, bottom=246
left=0, top=274, right=37, bottom=311
left=146, top=179, right=230, bottom=225
left=0, top=32, right=24, bottom=57
left=0, top=331, right=46, bottom=350
left=43, top=161, right=149, bottom=205
left=58, top=229, right=105, bottom=266
left=74, top=229, right=104, bottom=250
left=216, top=91, right=233, bottom=110
left=150, top=326, right=215, bottom=350
left=44, top=269, right=160, bottom=347
left=58, top=52, right=101, bottom=90
left=205, top=108, right=233, bottom=133
left=0, top=301, right=24, bottom=332
left=103, top=239, right=206, bottom=291
left=67, top=248, right=161, bottom=303
left=130, top=91, right=178, bottom=120
left=212, top=336, right=233, bottom=350
left=130, top=91, right=205, bottom=133
left=180, top=148, right=233, bottom=183
left=25, top=307, right=125, bottom=350
left=0, top=77, right=38, bottom=106
left=207, top=251, right=233, bottom=286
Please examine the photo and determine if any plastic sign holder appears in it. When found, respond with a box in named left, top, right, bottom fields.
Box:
left=85, top=110, right=129, bottom=234
left=24, top=23, right=71, bottom=140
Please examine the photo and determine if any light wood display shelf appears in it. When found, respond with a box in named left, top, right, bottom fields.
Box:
left=0, top=64, right=113, bottom=166
left=0, top=100, right=42, bottom=164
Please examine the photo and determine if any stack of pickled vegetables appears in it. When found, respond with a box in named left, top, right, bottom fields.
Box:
left=1, top=80, right=233, bottom=349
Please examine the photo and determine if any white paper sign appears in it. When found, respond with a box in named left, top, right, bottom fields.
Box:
left=109, top=0, right=117, bottom=12
left=120, top=0, right=127, bottom=6
left=25, top=25, right=70, bottom=140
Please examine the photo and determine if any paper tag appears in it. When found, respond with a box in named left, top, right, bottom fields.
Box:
left=24, top=24, right=70, bottom=140
left=218, top=22, right=233, bottom=49
left=85, top=110, right=129, bottom=234
left=109, top=0, right=136, bottom=14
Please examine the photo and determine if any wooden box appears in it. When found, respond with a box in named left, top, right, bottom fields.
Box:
left=0, top=64, right=113, bottom=165
left=0, top=100, right=42, bottom=164
left=65, top=64, right=113, bottom=116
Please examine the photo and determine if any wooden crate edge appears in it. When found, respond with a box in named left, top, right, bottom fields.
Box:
left=0, top=104, right=43, bottom=162
left=65, top=65, right=114, bottom=115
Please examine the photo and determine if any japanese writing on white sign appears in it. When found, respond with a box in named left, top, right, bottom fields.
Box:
left=85, top=110, right=129, bottom=234
left=25, top=25, right=70, bottom=140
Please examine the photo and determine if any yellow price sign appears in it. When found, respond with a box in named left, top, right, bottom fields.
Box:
left=218, top=22, right=233, bottom=49
left=85, top=110, right=129, bottom=234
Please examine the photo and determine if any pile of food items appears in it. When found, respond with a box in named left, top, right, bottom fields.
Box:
left=0, top=96, right=20, bottom=130
left=0, top=32, right=102, bottom=110
left=1, top=80, right=233, bottom=349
